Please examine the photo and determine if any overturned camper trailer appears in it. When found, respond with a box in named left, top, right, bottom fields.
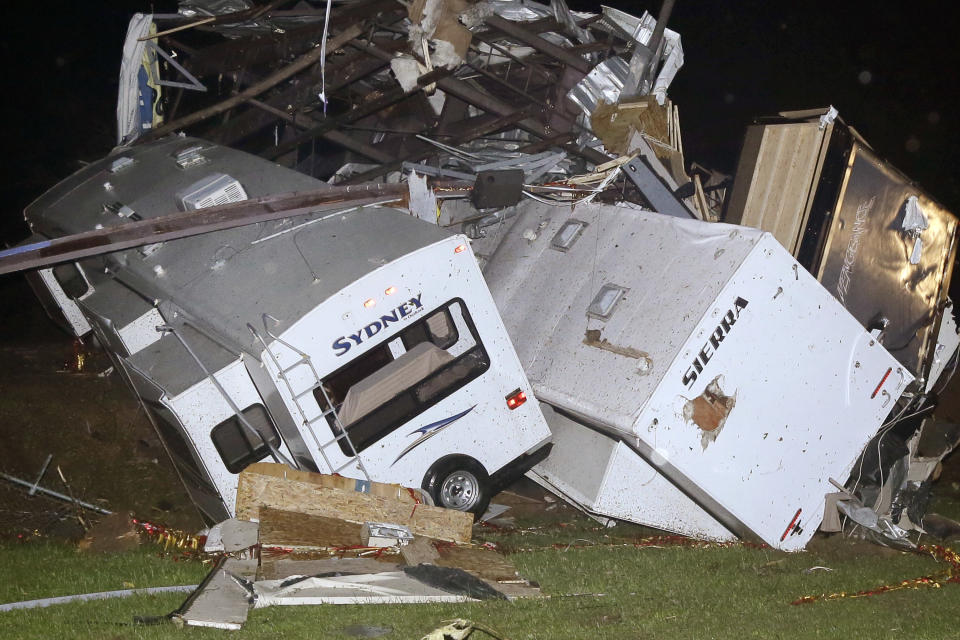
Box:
left=21, top=137, right=552, bottom=522
left=481, top=200, right=916, bottom=550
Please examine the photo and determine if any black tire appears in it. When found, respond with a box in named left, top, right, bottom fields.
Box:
left=422, top=456, right=491, bottom=518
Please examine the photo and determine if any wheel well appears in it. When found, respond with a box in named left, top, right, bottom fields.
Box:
left=421, top=454, right=488, bottom=491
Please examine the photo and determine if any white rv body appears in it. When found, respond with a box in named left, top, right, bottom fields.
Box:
left=535, top=405, right=736, bottom=541
left=22, top=138, right=552, bottom=521
left=124, top=333, right=293, bottom=521
left=77, top=278, right=165, bottom=357
left=257, top=235, right=550, bottom=491
left=23, top=262, right=93, bottom=336
left=483, top=201, right=912, bottom=550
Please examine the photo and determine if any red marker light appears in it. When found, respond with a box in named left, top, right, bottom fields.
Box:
left=781, top=508, right=802, bottom=541
left=506, top=389, right=527, bottom=410
left=363, top=298, right=376, bottom=308
left=871, top=367, right=892, bottom=399
left=454, top=243, right=468, bottom=254
left=385, top=286, right=397, bottom=296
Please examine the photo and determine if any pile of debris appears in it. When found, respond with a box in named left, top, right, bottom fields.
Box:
left=114, top=0, right=710, bottom=219
left=148, top=464, right=536, bottom=630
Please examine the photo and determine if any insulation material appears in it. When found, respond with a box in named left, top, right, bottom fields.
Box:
left=407, top=0, right=473, bottom=68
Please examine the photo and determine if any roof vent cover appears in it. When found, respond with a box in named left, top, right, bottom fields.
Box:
left=176, top=173, right=248, bottom=211
left=587, top=283, right=628, bottom=320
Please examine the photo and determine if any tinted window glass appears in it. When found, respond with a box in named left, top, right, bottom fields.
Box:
left=210, top=404, right=281, bottom=473
left=314, top=299, right=488, bottom=455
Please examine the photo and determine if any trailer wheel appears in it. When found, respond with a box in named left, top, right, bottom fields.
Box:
left=423, top=457, right=490, bottom=517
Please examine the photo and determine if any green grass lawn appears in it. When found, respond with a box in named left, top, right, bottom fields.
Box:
left=3, top=512, right=960, bottom=640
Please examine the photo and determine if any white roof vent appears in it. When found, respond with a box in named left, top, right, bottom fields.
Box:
left=176, top=173, right=248, bottom=211
left=587, top=283, right=629, bottom=320
left=551, top=219, right=589, bottom=252
left=173, top=144, right=209, bottom=169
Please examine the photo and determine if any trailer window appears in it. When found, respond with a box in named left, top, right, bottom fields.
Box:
left=52, top=263, right=90, bottom=299
left=314, top=299, right=489, bottom=455
left=143, top=400, right=228, bottom=524
left=210, top=404, right=281, bottom=473
left=143, top=400, right=217, bottom=492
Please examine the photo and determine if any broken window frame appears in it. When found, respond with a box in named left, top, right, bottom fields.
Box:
left=314, top=298, right=489, bottom=456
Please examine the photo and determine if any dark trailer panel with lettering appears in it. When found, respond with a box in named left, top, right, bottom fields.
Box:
left=728, top=111, right=958, bottom=385
left=812, top=142, right=957, bottom=383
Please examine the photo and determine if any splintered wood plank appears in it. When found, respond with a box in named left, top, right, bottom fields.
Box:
left=236, top=468, right=473, bottom=543
left=259, top=507, right=363, bottom=549
left=433, top=546, right=542, bottom=600
left=435, top=545, right=520, bottom=582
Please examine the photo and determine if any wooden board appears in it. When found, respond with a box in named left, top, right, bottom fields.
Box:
left=244, top=462, right=417, bottom=502
left=259, top=507, right=363, bottom=549
left=236, top=467, right=473, bottom=543
left=591, top=96, right=670, bottom=157
left=401, top=536, right=441, bottom=565
left=435, top=546, right=520, bottom=583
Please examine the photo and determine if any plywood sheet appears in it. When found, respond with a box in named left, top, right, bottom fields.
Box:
left=236, top=467, right=472, bottom=543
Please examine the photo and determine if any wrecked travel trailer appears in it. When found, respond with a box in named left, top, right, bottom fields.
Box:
left=18, top=138, right=552, bottom=522
left=482, top=201, right=911, bottom=550
left=3, top=0, right=959, bottom=551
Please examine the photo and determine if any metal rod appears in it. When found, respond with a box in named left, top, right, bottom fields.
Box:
left=29, top=454, right=53, bottom=496
left=142, top=23, right=363, bottom=140
left=0, top=472, right=112, bottom=515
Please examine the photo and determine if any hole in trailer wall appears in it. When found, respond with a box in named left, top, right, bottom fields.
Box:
left=683, top=375, right=736, bottom=449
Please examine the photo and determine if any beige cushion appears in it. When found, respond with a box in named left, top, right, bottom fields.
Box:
left=338, top=342, right=454, bottom=426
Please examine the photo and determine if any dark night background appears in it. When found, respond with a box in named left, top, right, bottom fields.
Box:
left=1, top=0, right=958, bottom=294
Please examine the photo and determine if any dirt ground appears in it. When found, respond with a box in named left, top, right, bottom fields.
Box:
left=2, top=273, right=960, bottom=544
left=0, top=277, right=200, bottom=539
